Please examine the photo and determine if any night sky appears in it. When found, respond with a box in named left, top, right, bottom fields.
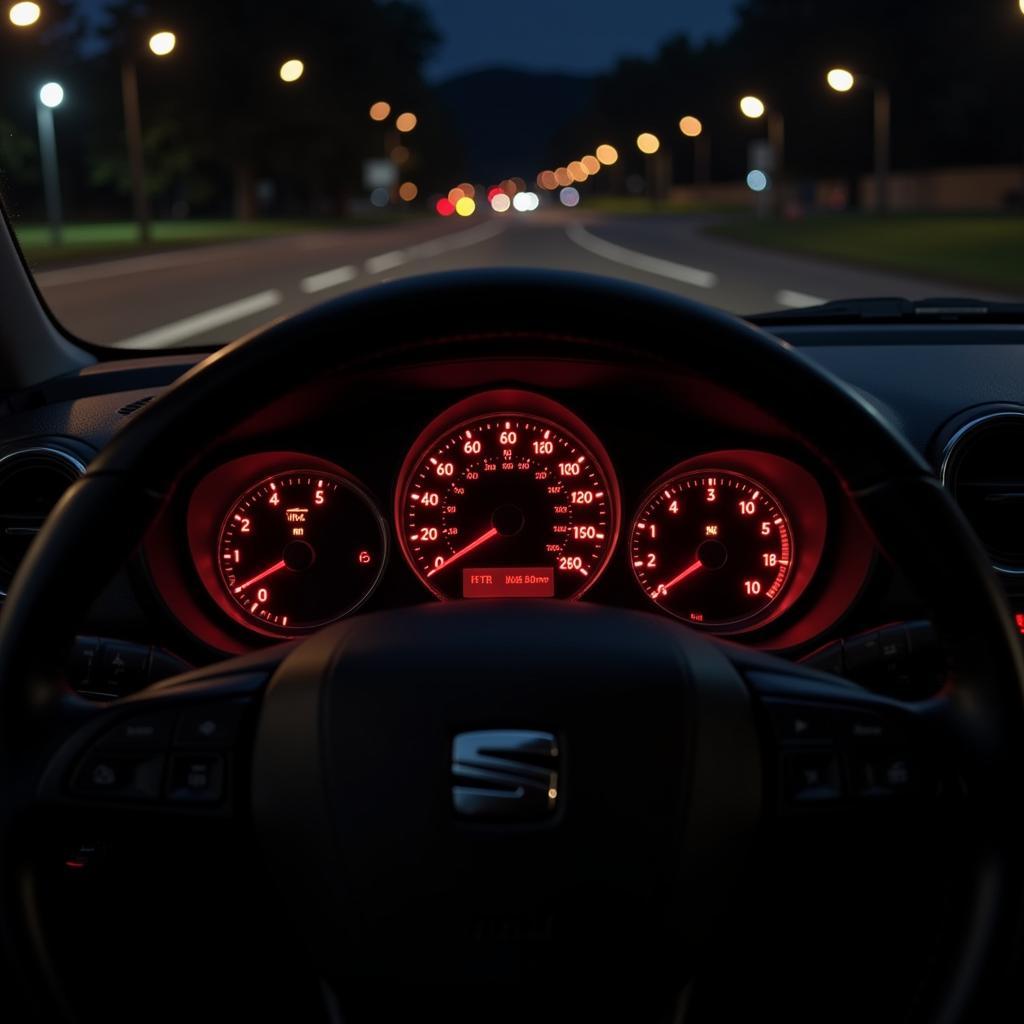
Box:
left=74, top=0, right=740, bottom=81
left=419, top=0, right=739, bottom=80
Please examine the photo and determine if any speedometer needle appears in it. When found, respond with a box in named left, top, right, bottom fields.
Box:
left=234, top=558, right=287, bottom=593
left=426, top=526, right=499, bottom=577
left=653, top=558, right=703, bottom=598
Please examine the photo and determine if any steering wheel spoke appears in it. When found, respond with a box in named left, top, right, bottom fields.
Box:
left=736, top=655, right=945, bottom=816
left=35, top=648, right=286, bottom=820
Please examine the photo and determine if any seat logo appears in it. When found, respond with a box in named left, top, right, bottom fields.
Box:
left=451, top=730, right=559, bottom=821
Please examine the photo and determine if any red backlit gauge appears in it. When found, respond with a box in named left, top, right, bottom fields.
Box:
left=217, top=470, right=387, bottom=633
left=397, top=409, right=618, bottom=600
left=630, top=470, right=794, bottom=629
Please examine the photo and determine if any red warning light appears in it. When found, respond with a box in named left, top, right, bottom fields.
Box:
left=1015, top=612, right=1024, bottom=635
left=435, top=197, right=455, bottom=216
left=358, top=550, right=372, bottom=565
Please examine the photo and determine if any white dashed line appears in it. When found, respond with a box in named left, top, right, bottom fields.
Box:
left=365, top=250, right=408, bottom=274
left=112, top=289, right=283, bottom=349
left=300, top=264, right=358, bottom=293
left=565, top=223, right=717, bottom=289
left=775, top=289, right=826, bottom=308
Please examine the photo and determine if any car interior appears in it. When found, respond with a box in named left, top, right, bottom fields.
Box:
left=3, top=2, right=1024, bottom=1022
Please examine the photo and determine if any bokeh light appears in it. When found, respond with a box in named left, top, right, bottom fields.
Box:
left=395, top=111, right=418, bottom=132
left=679, top=115, right=702, bottom=137
left=595, top=144, right=618, bottom=165
left=490, top=192, right=511, bottom=213
left=148, top=31, right=176, bottom=56
left=8, top=2, right=40, bottom=27
left=279, top=59, right=305, bottom=83
left=559, top=187, right=580, bottom=208
left=458, top=182, right=475, bottom=199
left=369, top=187, right=389, bottom=207
left=538, top=170, right=558, bottom=190
left=568, top=160, right=588, bottom=182
left=739, top=95, right=765, bottom=119
left=746, top=169, right=769, bottom=192
left=455, top=195, right=476, bottom=217
left=513, top=191, right=539, bottom=212
left=38, top=82, right=64, bottom=108
left=369, top=100, right=391, bottom=121
left=636, top=132, right=660, bottom=154
left=447, top=186, right=465, bottom=205
left=581, top=154, right=600, bottom=175
left=435, top=197, right=455, bottom=216
left=390, top=145, right=409, bottom=165
left=826, top=68, right=855, bottom=93
left=398, top=181, right=418, bottom=201
left=554, top=167, right=572, bottom=187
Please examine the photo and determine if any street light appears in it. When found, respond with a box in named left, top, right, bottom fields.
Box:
left=36, top=82, right=63, bottom=245
left=279, top=59, right=304, bottom=83
left=8, top=2, right=40, bottom=27
left=121, top=29, right=177, bottom=244
left=738, top=94, right=784, bottom=203
left=679, top=115, right=711, bottom=185
left=826, top=67, right=891, bottom=213
left=739, top=95, right=765, bottom=119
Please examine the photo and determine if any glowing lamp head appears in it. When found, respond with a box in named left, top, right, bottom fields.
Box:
left=39, top=82, right=64, bottom=109
left=636, top=132, right=660, bottom=155
left=739, top=95, right=766, bottom=119
left=279, top=59, right=304, bottom=83
left=679, top=115, right=703, bottom=137
left=9, top=2, right=40, bottom=27
left=395, top=111, right=417, bottom=133
left=369, top=100, right=391, bottom=121
left=148, top=31, right=176, bottom=57
left=826, top=67, right=855, bottom=93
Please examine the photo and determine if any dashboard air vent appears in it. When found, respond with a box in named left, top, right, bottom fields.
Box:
left=0, top=447, right=85, bottom=595
left=941, top=411, right=1024, bottom=573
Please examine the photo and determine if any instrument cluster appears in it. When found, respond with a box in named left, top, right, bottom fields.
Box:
left=147, top=388, right=866, bottom=653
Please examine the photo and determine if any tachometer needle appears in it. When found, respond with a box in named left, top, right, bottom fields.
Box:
left=654, top=558, right=703, bottom=598
left=234, top=559, right=287, bottom=593
left=426, top=526, right=499, bottom=577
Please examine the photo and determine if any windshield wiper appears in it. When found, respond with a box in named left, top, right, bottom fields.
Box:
left=749, top=297, right=1024, bottom=325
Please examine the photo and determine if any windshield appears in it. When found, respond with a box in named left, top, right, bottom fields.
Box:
left=2, top=0, right=1023, bottom=349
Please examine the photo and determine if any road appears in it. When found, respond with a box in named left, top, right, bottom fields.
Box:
left=33, top=209, right=1017, bottom=350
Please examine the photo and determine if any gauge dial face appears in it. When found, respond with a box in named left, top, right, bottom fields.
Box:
left=398, top=413, right=618, bottom=600
left=630, top=470, right=794, bottom=629
left=217, top=471, right=386, bottom=633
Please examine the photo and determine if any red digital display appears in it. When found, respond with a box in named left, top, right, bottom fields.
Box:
left=463, top=567, right=556, bottom=598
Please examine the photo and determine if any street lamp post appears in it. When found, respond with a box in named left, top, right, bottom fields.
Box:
left=826, top=67, right=891, bottom=214
left=35, top=81, right=63, bottom=245
left=121, top=30, right=176, bottom=243
left=740, top=95, right=784, bottom=214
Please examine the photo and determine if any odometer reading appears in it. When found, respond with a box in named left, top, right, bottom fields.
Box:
left=218, top=471, right=386, bottom=633
left=399, top=413, right=617, bottom=600
left=630, top=470, right=794, bottom=628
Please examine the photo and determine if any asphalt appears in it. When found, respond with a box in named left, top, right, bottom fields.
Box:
left=31, top=209, right=1018, bottom=350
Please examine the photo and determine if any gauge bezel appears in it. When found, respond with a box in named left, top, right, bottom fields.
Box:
left=394, top=389, right=621, bottom=602
left=185, top=453, right=388, bottom=640
left=214, top=468, right=388, bottom=636
left=629, top=467, right=794, bottom=631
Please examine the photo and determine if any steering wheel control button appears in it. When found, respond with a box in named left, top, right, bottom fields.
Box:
left=851, top=751, right=917, bottom=799
left=783, top=752, right=842, bottom=804
left=763, top=700, right=833, bottom=744
left=167, top=754, right=224, bottom=803
left=451, top=730, right=559, bottom=821
left=175, top=702, right=245, bottom=746
left=96, top=712, right=176, bottom=750
left=73, top=754, right=164, bottom=801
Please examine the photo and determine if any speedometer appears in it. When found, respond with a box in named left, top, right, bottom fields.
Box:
left=397, top=397, right=619, bottom=600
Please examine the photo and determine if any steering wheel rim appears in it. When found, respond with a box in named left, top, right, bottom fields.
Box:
left=1, top=269, right=1022, bottom=1021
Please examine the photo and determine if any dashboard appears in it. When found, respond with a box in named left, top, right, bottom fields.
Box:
left=2, top=319, right=1023, bottom=700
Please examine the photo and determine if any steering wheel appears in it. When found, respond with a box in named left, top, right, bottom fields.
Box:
left=1, top=270, right=1022, bottom=1022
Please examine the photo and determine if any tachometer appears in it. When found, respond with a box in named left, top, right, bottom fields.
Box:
left=630, top=470, right=794, bottom=629
left=397, top=401, right=618, bottom=600
left=217, top=470, right=386, bottom=633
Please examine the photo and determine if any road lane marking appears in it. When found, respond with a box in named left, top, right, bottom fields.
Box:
left=365, top=250, right=407, bottom=274
left=112, top=289, right=283, bottom=349
left=35, top=246, right=244, bottom=287
left=775, top=289, right=826, bottom=308
left=403, top=220, right=505, bottom=260
left=565, top=223, right=717, bottom=289
left=300, top=264, right=358, bottom=293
